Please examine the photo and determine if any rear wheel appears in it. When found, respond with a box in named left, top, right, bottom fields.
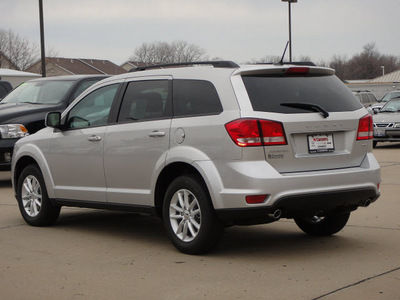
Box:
left=373, top=141, right=378, bottom=148
left=17, top=164, right=60, bottom=226
left=294, top=212, right=350, bottom=236
left=163, top=175, right=224, bottom=254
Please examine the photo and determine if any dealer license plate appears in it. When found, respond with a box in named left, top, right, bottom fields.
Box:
left=308, top=134, right=335, bottom=153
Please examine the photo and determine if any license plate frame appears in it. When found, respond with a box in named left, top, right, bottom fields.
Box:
left=308, top=134, right=335, bottom=154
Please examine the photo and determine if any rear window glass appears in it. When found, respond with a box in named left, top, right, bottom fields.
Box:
left=242, top=75, right=362, bottom=113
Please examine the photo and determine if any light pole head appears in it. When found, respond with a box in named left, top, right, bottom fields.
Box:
left=282, top=0, right=298, bottom=3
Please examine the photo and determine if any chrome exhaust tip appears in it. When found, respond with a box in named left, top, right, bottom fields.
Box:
left=361, top=199, right=372, bottom=207
left=268, top=209, right=282, bottom=220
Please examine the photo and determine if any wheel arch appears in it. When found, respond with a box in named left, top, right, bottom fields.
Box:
left=13, top=145, right=56, bottom=199
left=154, top=162, right=212, bottom=218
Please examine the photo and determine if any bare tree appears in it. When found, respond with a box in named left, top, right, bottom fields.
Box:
left=332, top=43, right=400, bottom=80
left=0, top=28, right=39, bottom=70
left=130, top=40, right=207, bottom=64
left=329, top=54, right=349, bottom=80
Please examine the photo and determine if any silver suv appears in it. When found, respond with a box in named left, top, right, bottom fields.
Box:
left=12, top=61, right=381, bottom=254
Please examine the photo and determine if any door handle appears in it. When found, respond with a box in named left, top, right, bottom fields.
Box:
left=88, top=135, right=102, bottom=141
left=148, top=131, right=166, bottom=137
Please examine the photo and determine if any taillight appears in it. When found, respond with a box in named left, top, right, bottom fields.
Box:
left=225, top=119, right=287, bottom=147
left=357, top=114, right=373, bottom=140
left=285, top=67, right=309, bottom=76
left=259, top=120, right=287, bottom=145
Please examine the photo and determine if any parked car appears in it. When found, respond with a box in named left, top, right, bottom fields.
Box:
left=0, top=80, right=13, bottom=99
left=371, top=90, right=400, bottom=111
left=373, top=99, right=400, bottom=147
left=0, top=75, right=107, bottom=171
left=352, top=90, right=378, bottom=108
left=12, top=61, right=381, bottom=254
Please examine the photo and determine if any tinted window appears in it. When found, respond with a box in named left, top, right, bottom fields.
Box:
left=368, top=94, right=377, bottom=102
left=67, top=84, right=119, bottom=129
left=361, top=94, right=370, bottom=103
left=118, top=80, right=171, bottom=122
left=173, top=80, right=222, bottom=117
left=242, top=75, right=362, bottom=113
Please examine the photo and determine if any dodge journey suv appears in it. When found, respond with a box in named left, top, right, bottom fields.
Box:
left=11, top=61, right=381, bottom=254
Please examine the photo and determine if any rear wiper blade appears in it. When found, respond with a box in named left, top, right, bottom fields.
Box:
left=280, top=102, right=330, bottom=118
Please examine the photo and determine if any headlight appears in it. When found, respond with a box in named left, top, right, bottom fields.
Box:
left=394, top=123, right=400, bottom=128
left=0, top=124, right=29, bottom=139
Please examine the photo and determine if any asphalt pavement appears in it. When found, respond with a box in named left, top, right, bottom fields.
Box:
left=0, top=144, right=399, bottom=300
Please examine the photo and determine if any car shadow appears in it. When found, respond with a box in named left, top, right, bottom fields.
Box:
left=53, top=210, right=373, bottom=257
left=374, top=142, right=400, bottom=149
left=0, top=179, right=12, bottom=188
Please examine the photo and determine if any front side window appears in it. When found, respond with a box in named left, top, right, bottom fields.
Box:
left=118, top=80, right=171, bottom=122
left=173, top=80, right=223, bottom=117
left=66, top=84, right=119, bottom=129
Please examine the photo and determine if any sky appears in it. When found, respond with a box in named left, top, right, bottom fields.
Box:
left=1, top=0, right=399, bottom=65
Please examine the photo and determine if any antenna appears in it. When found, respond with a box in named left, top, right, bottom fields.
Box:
left=278, top=41, right=290, bottom=65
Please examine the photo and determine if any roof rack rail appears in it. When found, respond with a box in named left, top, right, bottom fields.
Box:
left=129, top=61, right=239, bottom=72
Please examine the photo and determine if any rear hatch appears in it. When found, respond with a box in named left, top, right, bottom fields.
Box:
left=233, top=65, right=372, bottom=173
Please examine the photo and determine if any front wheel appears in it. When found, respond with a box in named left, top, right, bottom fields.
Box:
left=17, top=164, right=60, bottom=226
left=294, top=212, right=350, bottom=236
left=163, top=175, right=224, bottom=254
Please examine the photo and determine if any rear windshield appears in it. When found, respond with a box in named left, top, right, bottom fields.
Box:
left=242, top=75, right=362, bottom=113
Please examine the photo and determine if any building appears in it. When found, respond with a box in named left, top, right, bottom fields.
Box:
left=346, top=69, right=400, bottom=99
left=0, top=52, right=18, bottom=70
left=120, top=61, right=155, bottom=72
left=0, top=68, right=40, bottom=88
left=26, top=57, right=127, bottom=77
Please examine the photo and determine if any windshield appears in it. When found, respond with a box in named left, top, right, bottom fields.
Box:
left=381, top=91, right=400, bottom=102
left=0, top=80, right=75, bottom=105
left=242, top=74, right=362, bottom=114
left=380, top=99, right=400, bottom=112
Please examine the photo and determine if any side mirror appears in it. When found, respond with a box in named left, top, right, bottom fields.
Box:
left=373, top=108, right=380, bottom=114
left=46, top=112, right=62, bottom=128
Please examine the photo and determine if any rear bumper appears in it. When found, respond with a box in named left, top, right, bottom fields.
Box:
left=216, top=187, right=379, bottom=225
left=196, top=153, right=381, bottom=221
left=373, top=128, right=400, bottom=142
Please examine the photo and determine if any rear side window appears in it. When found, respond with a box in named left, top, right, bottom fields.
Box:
left=242, top=75, right=362, bottom=113
left=173, top=80, right=222, bottom=117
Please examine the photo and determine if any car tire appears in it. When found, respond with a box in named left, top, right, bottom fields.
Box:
left=17, top=164, right=60, bottom=226
left=294, top=212, right=350, bottom=236
left=373, top=141, right=378, bottom=148
left=163, top=175, right=224, bottom=254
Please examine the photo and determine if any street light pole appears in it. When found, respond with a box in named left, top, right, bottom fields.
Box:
left=39, top=0, right=46, bottom=77
left=282, top=0, right=297, bottom=62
